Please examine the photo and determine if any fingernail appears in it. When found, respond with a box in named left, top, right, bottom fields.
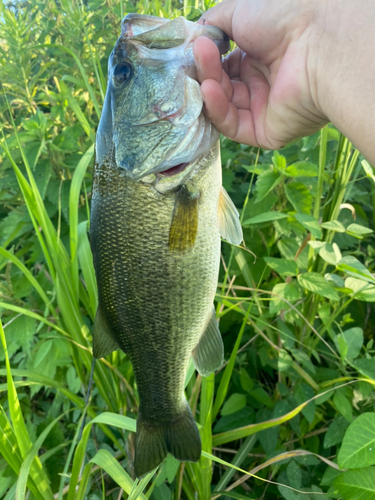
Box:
left=197, top=15, right=208, bottom=26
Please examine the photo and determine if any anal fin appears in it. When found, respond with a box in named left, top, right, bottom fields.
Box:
left=92, top=306, right=120, bottom=359
left=192, top=309, right=224, bottom=376
left=218, top=186, right=243, bottom=245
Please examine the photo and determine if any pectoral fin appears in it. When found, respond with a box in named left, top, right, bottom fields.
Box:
left=168, top=185, right=199, bottom=252
left=192, top=309, right=224, bottom=376
left=218, top=186, right=243, bottom=245
left=92, top=306, right=120, bottom=359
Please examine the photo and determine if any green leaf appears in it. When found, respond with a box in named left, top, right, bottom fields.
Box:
left=345, top=278, right=375, bottom=302
left=362, top=159, right=375, bottom=184
left=264, top=257, right=298, bottom=277
left=277, top=321, right=296, bottom=349
left=324, top=416, right=350, bottom=449
left=337, top=336, right=348, bottom=361
left=352, top=359, right=375, bottom=381
left=321, top=220, right=346, bottom=233
left=319, top=243, right=342, bottom=266
left=221, top=393, right=247, bottom=416
left=249, top=388, right=273, bottom=407
left=335, top=328, right=363, bottom=361
left=334, top=467, right=375, bottom=500
left=338, top=256, right=375, bottom=284
left=270, top=283, right=299, bottom=314
left=346, top=223, right=373, bottom=239
left=164, top=455, right=180, bottom=484
left=272, top=151, right=287, bottom=171
left=308, top=241, right=326, bottom=250
left=287, top=460, right=302, bottom=489
left=285, top=162, right=318, bottom=177
left=338, top=413, right=375, bottom=469
left=294, top=214, right=322, bottom=238
left=278, top=350, right=293, bottom=372
left=243, top=211, right=288, bottom=225
left=291, top=349, right=316, bottom=375
left=284, top=182, right=312, bottom=214
left=333, top=392, right=353, bottom=423
left=255, top=169, right=284, bottom=203
left=298, top=273, right=339, bottom=301
left=34, top=340, right=53, bottom=368
left=239, top=368, right=254, bottom=392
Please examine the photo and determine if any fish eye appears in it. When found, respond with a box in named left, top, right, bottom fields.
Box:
left=113, top=62, right=133, bottom=84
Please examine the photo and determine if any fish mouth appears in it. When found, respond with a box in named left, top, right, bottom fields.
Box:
left=159, top=162, right=189, bottom=177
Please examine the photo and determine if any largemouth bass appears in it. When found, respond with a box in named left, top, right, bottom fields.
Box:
left=90, top=13, right=242, bottom=478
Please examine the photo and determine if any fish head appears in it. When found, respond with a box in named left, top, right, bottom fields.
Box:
left=96, top=14, right=229, bottom=181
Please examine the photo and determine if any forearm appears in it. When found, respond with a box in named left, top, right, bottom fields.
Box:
left=316, top=0, right=375, bottom=164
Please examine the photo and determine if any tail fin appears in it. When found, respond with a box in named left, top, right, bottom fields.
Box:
left=134, top=404, right=201, bottom=478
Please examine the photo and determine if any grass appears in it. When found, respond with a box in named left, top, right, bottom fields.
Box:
left=0, top=0, right=375, bottom=499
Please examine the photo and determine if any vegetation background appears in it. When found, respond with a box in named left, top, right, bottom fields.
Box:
left=1, top=0, right=375, bottom=499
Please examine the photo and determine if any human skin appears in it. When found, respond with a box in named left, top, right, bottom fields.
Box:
left=193, top=0, right=375, bottom=164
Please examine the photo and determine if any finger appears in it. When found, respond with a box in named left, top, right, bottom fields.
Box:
left=193, top=37, right=221, bottom=83
left=222, top=48, right=242, bottom=79
left=197, top=0, right=237, bottom=39
left=231, top=80, right=250, bottom=109
left=194, top=37, right=233, bottom=101
left=200, top=79, right=259, bottom=146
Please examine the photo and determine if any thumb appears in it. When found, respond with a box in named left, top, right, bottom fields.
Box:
left=198, top=0, right=237, bottom=40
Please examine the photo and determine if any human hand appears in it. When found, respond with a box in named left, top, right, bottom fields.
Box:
left=193, top=0, right=328, bottom=149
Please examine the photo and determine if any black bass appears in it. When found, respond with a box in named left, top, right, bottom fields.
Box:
left=90, top=14, right=242, bottom=477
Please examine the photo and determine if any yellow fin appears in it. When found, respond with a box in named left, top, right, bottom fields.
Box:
left=218, top=186, right=243, bottom=245
left=168, top=185, right=199, bottom=252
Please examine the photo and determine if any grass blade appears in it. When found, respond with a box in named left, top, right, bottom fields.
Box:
left=78, top=220, right=98, bottom=318
left=90, top=449, right=150, bottom=499
left=59, top=80, right=95, bottom=142
left=213, top=434, right=257, bottom=492
left=17, top=412, right=70, bottom=500
left=212, top=399, right=310, bottom=446
left=69, top=143, right=95, bottom=302
left=0, top=319, right=53, bottom=499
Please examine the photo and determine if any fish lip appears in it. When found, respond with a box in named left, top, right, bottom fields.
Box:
left=131, top=161, right=190, bottom=181
left=158, top=162, right=189, bottom=177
